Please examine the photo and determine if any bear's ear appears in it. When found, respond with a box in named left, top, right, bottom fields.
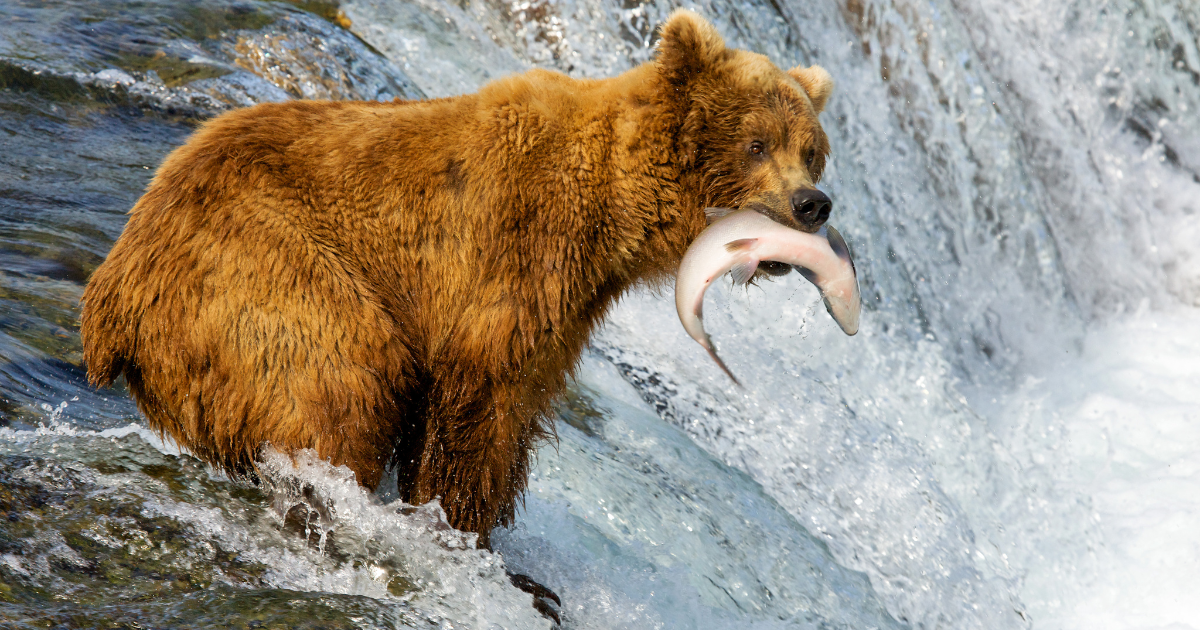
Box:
left=788, top=65, right=834, bottom=113
left=655, top=10, right=727, bottom=85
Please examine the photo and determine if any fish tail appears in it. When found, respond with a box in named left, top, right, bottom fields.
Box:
left=705, top=345, right=742, bottom=387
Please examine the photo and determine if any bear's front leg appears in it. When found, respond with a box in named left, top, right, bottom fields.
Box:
left=411, top=369, right=544, bottom=549
left=408, top=354, right=565, bottom=623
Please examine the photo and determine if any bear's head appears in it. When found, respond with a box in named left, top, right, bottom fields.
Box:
left=657, top=10, right=835, bottom=251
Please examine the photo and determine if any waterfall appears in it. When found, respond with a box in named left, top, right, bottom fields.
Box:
left=1, top=0, right=1197, bottom=627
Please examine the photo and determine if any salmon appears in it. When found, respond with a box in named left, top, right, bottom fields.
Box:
left=674, top=208, right=861, bottom=384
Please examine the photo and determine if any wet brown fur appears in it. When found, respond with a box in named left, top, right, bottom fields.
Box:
left=80, top=11, right=833, bottom=546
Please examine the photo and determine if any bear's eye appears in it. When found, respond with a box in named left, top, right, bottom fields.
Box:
left=748, top=141, right=766, bottom=156
left=805, top=150, right=816, bottom=169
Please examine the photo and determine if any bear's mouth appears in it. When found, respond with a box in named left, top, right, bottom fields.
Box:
left=757, top=260, right=793, bottom=276
left=739, top=200, right=805, bottom=232
left=738, top=196, right=829, bottom=235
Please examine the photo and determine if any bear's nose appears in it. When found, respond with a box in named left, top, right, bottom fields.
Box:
left=791, top=188, right=832, bottom=227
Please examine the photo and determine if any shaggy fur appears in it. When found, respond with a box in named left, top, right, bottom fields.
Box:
left=80, top=10, right=833, bottom=546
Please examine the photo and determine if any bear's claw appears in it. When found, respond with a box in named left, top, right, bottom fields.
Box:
left=507, top=571, right=561, bottom=624
left=533, top=598, right=561, bottom=625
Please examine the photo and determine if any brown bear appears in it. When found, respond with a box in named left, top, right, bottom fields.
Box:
left=80, top=10, right=834, bottom=548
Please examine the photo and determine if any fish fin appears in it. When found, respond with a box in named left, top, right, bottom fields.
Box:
left=729, top=257, right=759, bottom=285
left=795, top=265, right=819, bottom=286
left=825, top=225, right=856, bottom=275
left=724, top=238, right=757, bottom=253
left=705, top=207, right=736, bottom=223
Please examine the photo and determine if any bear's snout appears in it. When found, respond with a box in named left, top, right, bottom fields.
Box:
left=791, top=188, right=832, bottom=229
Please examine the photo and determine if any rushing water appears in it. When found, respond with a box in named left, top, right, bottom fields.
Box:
left=1, top=0, right=1197, bottom=628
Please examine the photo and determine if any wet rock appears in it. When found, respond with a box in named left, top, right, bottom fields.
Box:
left=0, top=0, right=423, bottom=119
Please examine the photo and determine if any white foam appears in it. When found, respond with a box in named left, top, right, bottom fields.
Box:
left=0, top=419, right=186, bottom=459
left=247, top=448, right=554, bottom=628
left=1008, top=306, right=1200, bottom=630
